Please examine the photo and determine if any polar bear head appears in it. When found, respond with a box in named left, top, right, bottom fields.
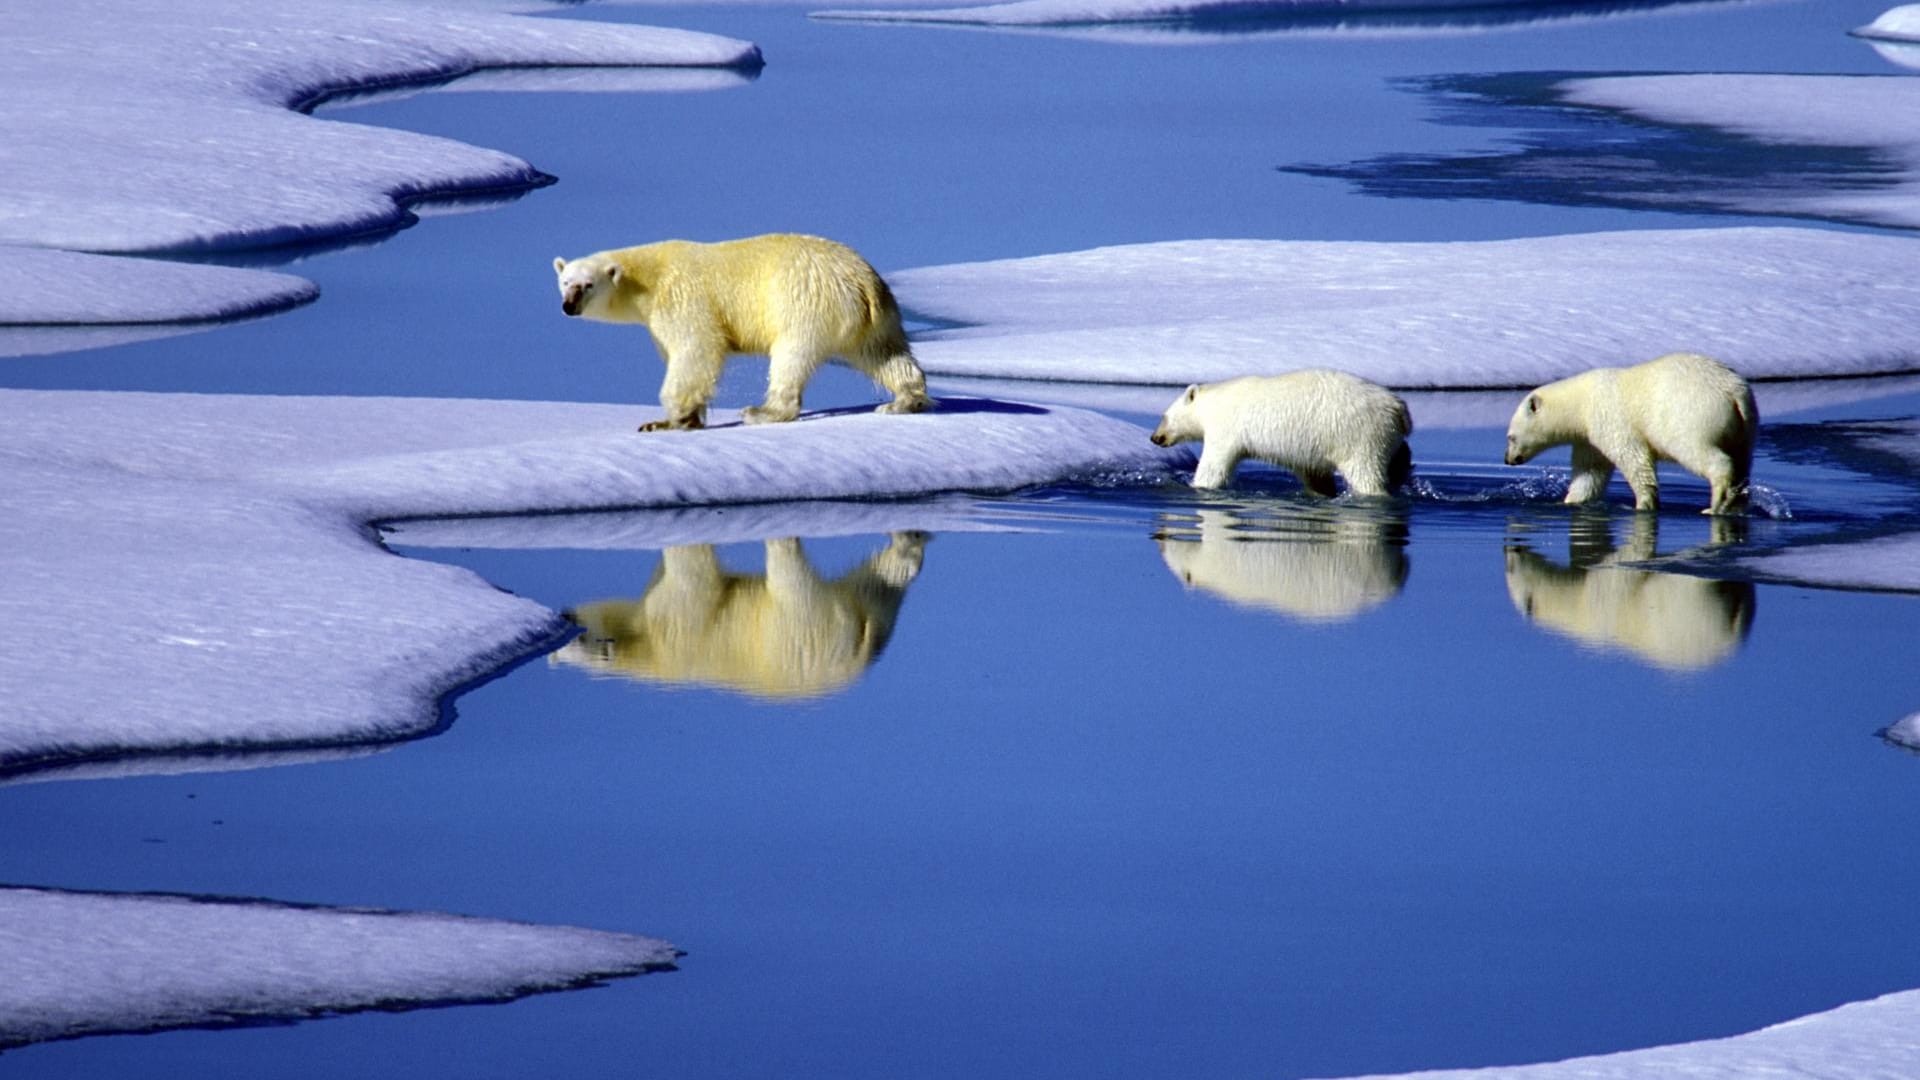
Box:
left=552, top=254, right=630, bottom=321
left=1150, top=384, right=1205, bottom=447
left=1504, top=386, right=1563, bottom=466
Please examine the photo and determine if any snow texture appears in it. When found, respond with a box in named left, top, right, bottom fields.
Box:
left=0, top=885, right=675, bottom=1050
left=894, top=228, right=1920, bottom=389
left=0, top=247, right=317, bottom=326
left=0, top=390, right=1186, bottom=782
left=0, top=0, right=759, bottom=256
left=1734, top=532, right=1920, bottom=594
left=813, top=0, right=1722, bottom=32
left=1557, top=74, right=1920, bottom=230
left=929, top=374, right=1920, bottom=429
left=1886, top=712, right=1920, bottom=754
left=1316, top=988, right=1920, bottom=1079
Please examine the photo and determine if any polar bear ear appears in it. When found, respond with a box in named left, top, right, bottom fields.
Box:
left=1526, top=394, right=1541, bottom=414
left=605, top=264, right=621, bottom=283
left=1184, top=385, right=1198, bottom=404
left=553, top=257, right=567, bottom=274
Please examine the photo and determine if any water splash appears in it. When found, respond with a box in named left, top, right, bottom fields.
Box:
left=1407, top=467, right=1569, bottom=505
left=1747, top=483, right=1793, bottom=521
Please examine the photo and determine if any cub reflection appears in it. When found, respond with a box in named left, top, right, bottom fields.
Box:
left=553, top=532, right=928, bottom=700
left=1155, top=506, right=1409, bottom=622
left=1505, top=514, right=1753, bottom=671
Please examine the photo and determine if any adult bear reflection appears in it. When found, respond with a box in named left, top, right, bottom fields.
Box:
left=553, top=532, right=928, bottom=700
left=1155, top=506, right=1409, bottom=622
left=1504, top=514, right=1753, bottom=671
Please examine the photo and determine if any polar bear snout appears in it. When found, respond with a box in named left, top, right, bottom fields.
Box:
left=560, top=286, right=585, bottom=317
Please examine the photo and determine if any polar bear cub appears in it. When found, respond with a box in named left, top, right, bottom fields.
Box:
left=1504, top=351, right=1757, bottom=515
left=553, top=233, right=934, bottom=431
left=1150, top=369, right=1413, bottom=495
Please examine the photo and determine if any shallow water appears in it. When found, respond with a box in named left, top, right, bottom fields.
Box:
left=5, top=0, right=1920, bottom=1076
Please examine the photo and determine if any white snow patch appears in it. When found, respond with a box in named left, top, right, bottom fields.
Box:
left=0, top=0, right=758, bottom=255
left=0, top=886, right=675, bottom=1050
left=1858, top=4, right=1920, bottom=41
left=813, top=0, right=1733, bottom=33
left=0, top=247, right=317, bottom=326
left=930, top=374, right=1920, bottom=429
left=1887, top=712, right=1920, bottom=753
left=0, top=390, right=1185, bottom=781
left=1558, top=74, right=1920, bottom=230
left=895, top=228, right=1920, bottom=388
left=1315, top=988, right=1920, bottom=1079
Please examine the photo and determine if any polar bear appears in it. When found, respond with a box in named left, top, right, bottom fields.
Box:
left=1155, top=507, right=1408, bottom=622
left=1504, top=351, right=1758, bottom=515
left=551, top=532, right=927, bottom=700
left=1149, top=369, right=1413, bottom=495
left=1505, top=514, right=1754, bottom=671
left=553, top=234, right=934, bottom=431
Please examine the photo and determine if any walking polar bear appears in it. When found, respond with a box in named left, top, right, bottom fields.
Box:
left=1150, top=369, right=1413, bottom=495
left=553, top=234, right=934, bottom=431
left=1505, top=352, right=1757, bottom=515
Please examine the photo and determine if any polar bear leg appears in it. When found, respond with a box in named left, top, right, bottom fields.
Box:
left=1338, top=451, right=1392, bottom=497
left=763, top=537, right=830, bottom=606
left=647, top=342, right=722, bottom=431
left=1699, top=447, right=1747, bottom=516
left=1192, top=443, right=1243, bottom=489
left=868, top=531, right=929, bottom=589
left=746, top=342, right=823, bottom=425
left=1295, top=468, right=1339, bottom=498
left=1564, top=442, right=1615, bottom=505
left=1616, top=448, right=1659, bottom=512
left=850, top=332, right=934, bottom=415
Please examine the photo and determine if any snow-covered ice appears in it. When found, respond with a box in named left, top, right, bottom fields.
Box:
left=1886, top=712, right=1920, bottom=754
left=0, top=885, right=675, bottom=1050
left=1858, top=6, right=1920, bottom=69
left=1314, top=987, right=1920, bottom=1079
left=813, top=0, right=1733, bottom=35
left=0, top=390, right=1185, bottom=782
left=0, top=247, right=317, bottom=326
left=1734, top=532, right=1920, bottom=594
left=1555, top=74, right=1920, bottom=230
left=0, top=0, right=759, bottom=255
left=894, top=228, right=1920, bottom=389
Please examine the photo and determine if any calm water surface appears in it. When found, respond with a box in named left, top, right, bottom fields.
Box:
left=5, top=1, right=1920, bottom=1077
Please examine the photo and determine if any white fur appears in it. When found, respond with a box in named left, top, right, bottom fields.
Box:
left=553, top=234, right=932, bottom=430
left=1505, top=351, right=1758, bottom=515
left=1157, top=508, right=1407, bottom=622
left=1506, top=516, right=1754, bottom=670
left=550, top=533, right=925, bottom=699
left=1150, top=369, right=1413, bottom=495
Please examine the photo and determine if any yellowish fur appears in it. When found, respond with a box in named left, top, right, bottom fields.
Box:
left=1505, top=351, right=1758, bottom=515
left=550, top=533, right=927, bottom=700
left=554, top=234, right=933, bottom=430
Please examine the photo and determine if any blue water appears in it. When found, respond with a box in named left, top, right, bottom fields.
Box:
left=5, top=0, right=1920, bottom=1076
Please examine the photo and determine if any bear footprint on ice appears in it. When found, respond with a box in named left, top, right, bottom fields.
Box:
left=553, top=233, right=935, bottom=432
left=1150, top=369, right=1413, bottom=496
left=1504, top=351, right=1757, bottom=516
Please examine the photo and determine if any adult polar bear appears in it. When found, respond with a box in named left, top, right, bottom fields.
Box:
left=554, top=234, right=934, bottom=430
left=1505, top=352, right=1757, bottom=515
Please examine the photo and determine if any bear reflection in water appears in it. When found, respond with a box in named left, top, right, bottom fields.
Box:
left=552, top=532, right=927, bottom=700
left=1505, top=513, right=1754, bottom=671
left=1155, top=505, right=1410, bottom=623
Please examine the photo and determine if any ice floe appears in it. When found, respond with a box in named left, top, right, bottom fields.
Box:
left=0, top=390, right=1184, bottom=781
left=0, top=885, right=674, bottom=1050
left=812, top=0, right=1738, bottom=38
left=1553, top=74, right=1920, bottom=230
left=1317, top=987, right=1920, bottom=1079
left=0, top=0, right=758, bottom=255
left=0, top=247, right=317, bottom=326
left=894, top=228, right=1920, bottom=389
left=1886, top=712, right=1920, bottom=754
